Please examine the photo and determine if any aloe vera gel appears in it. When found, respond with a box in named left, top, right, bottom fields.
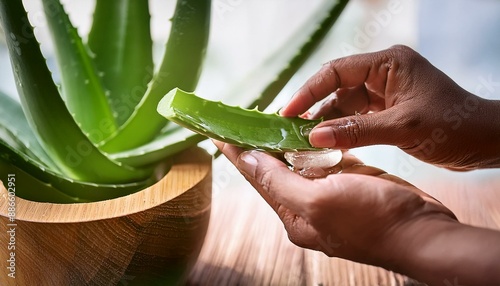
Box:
left=284, top=149, right=342, bottom=178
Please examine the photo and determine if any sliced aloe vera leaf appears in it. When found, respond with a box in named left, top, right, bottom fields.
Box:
left=0, top=90, right=60, bottom=172
left=158, top=88, right=322, bottom=152
left=0, top=0, right=152, bottom=183
left=100, top=0, right=211, bottom=152
left=88, top=0, right=153, bottom=126
left=42, top=0, right=117, bottom=142
left=0, top=137, right=161, bottom=202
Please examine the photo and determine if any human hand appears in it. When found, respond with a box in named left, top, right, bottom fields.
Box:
left=214, top=141, right=457, bottom=268
left=280, top=45, right=500, bottom=170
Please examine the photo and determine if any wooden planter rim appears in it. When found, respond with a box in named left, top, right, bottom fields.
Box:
left=0, top=147, right=212, bottom=224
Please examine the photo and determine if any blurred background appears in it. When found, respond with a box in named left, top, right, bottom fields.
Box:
left=1, top=0, right=500, bottom=197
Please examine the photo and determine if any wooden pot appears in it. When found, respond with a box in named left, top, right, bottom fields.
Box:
left=0, top=147, right=212, bottom=285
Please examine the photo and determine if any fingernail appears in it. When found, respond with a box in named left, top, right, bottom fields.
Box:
left=238, top=151, right=258, bottom=177
left=310, top=127, right=336, bottom=147
left=300, top=111, right=311, bottom=119
left=278, top=107, right=286, bottom=116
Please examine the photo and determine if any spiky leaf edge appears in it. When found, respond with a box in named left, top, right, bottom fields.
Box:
left=0, top=136, right=162, bottom=202
left=42, top=0, right=118, bottom=142
left=87, top=0, right=154, bottom=126
left=0, top=90, right=60, bottom=172
left=158, top=88, right=323, bottom=152
left=100, top=0, right=211, bottom=152
left=0, top=0, right=152, bottom=183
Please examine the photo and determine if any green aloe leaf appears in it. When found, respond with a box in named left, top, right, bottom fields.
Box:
left=0, top=137, right=161, bottom=202
left=109, top=124, right=204, bottom=167
left=100, top=0, right=211, bottom=152
left=88, top=0, right=153, bottom=126
left=42, top=0, right=117, bottom=143
left=0, top=90, right=59, bottom=172
left=0, top=0, right=151, bottom=183
left=249, top=0, right=349, bottom=109
left=158, top=88, right=323, bottom=152
left=219, top=0, right=349, bottom=110
left=0, top=125, right=39, bottom=166
left=0, top=160, right=87, bottom=203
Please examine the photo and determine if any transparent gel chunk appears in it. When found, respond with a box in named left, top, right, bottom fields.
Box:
left=284, top=149, right=342, bottom=178
left=284, top=149, right=342, bottom=169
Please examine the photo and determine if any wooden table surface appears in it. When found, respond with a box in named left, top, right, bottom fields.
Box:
left=186, top=156, right=500, bottom=286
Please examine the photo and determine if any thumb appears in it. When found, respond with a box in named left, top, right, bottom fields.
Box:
left=309, top=110, right=405, bottom=149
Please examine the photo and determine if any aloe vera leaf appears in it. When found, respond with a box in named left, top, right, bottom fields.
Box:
left=100, top=0, right=211, bottom=152
left=219, top=0, right=349, bottom=110
left=0, top=123, right=57, bottom=176
left=0, top=90, right=60, bottom=172
left=0, top=125, right=35, bottom=162
left=158, top=88, right=323, bottom=152
left=0, top=0, right=152, bottom=183
left=250, top=0, right=349, bottom=109
left=88, top=0, right=153, bottom=126
left=109, top=124, right=204, bottom=167
left=0, top=137, right=161, bottom=202
left=42, top=0, right=117, bottom=142
left=0, top=160, right=87, bottom=203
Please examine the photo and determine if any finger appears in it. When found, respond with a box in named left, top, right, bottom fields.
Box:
left=213, top=139, right=243, bottom=165
left=308, top=107, right=409, bottom=149
left=235, top=150, right=317, bottom=217
left=214, top=141, right=285, bottom=209
left=338, top=151, right=364, bottom=166
left=280, top=50, right=391, bottom=117
left=214, top=140, right=313, bottom=215
left=309, top=85, right=370, bottom=120
left=214, top=141, right=324, bottom=245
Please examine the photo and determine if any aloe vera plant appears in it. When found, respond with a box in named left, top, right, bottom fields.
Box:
left=0, top=0, right=348, bottom=203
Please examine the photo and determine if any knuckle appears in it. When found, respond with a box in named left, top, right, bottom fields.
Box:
left=336, top=116, right=364, bottom=146
left=387, top=44, right=425, bottom=66
left=256, top=167, right=274, bottom=193
left=324, top=59, right=343, bottom=86
left=388, top=44, right=413, bottom=53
